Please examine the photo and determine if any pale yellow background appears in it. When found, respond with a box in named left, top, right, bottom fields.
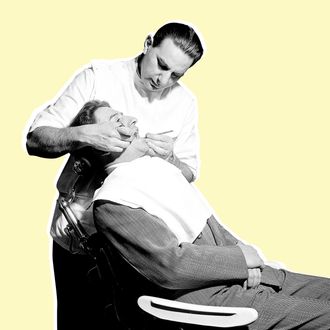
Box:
left=1, top=0, right=330, bottom=329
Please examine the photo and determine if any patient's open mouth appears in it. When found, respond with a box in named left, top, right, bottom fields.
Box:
left=150, top=80, right=159, bottom=89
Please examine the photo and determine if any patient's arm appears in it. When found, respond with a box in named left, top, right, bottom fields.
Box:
left=94, top=201, right=248, bottom=290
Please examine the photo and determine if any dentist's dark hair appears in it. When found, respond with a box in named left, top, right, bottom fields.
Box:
left=152, top=22, right=204, bottom=66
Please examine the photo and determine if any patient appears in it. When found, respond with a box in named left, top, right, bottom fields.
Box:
left=72, top=100, right=214, bottom=244
left=73, top=100, right=330, bottom=329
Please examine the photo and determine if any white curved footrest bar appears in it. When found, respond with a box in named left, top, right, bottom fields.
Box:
left=138, top=295, right=258, bottom=328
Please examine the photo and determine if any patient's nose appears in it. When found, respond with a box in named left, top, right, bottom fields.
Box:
left=122, top=115, right=138, bottom=127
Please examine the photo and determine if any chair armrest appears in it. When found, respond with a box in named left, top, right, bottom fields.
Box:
left=137, top=295, right=258, bottom=328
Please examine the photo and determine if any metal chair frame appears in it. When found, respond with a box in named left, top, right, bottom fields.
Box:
left=59, top=157, right=258, bottom=329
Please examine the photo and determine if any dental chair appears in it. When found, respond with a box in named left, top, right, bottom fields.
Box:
left=59, top=156, right=258, bottom=329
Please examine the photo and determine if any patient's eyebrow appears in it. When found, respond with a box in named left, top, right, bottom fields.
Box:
left=109, top=111, right=123, bottom=121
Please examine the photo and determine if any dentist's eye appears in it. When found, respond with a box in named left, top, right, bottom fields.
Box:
left=172, top=72, right=183, bottom=79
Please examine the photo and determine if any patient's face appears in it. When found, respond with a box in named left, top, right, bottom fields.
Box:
left=92, top=106, right=145, bottom=165
left=93, top=106, right=138, bottom=135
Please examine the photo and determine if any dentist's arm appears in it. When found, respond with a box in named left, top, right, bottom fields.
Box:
left=26, top=124, right=134, bottom=158
left=145, top=133, right=194, bottom=182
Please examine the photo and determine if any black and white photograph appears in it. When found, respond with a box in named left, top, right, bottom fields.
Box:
left=2, top=1, right=330, bottom=329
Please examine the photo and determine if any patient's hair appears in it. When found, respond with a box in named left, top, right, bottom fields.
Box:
left=70, top=100, right=110, bottom=127
left=69, top=100, right=113, bottom=165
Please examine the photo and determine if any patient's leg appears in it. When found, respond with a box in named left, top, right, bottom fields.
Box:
left=279, top=269, right=330, bottom=301
left=177, top=282, right=330, bottom=329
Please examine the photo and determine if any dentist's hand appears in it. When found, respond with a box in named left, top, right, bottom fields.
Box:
left=145, top=133, right=174, bottom=160
left=110, top=138, right=150, bottom=165
left=79, top=122, right=135, bottom=153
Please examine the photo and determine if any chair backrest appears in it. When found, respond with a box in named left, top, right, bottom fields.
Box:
left=93, top=234, right=179, bottom=330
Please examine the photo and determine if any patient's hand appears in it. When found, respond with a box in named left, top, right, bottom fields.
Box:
left=243, top=268, right=262, bottom=289
left=237, top=242, right=265, bottom=269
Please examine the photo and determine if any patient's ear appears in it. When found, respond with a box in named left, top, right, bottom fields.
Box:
left=143, top=34, right=154, bottom=54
